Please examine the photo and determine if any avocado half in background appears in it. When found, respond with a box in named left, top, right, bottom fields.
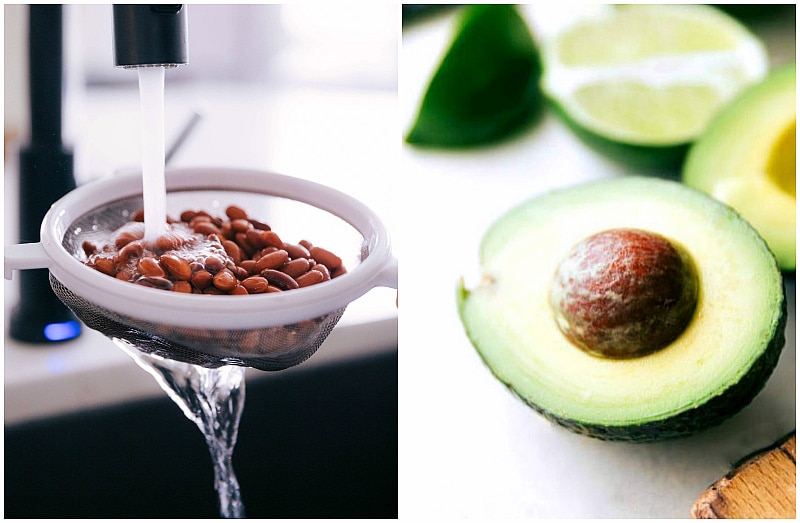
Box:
left=458, top=177, right=786, bottom=442
left=683, top=64, right=796, bottom=272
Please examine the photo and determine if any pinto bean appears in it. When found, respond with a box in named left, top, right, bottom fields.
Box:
left=85, top=205, right=347, bottom=298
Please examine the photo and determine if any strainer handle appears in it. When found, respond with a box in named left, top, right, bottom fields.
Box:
left=374, top=255, right=398, bottom=290
left=4, top=242, right=51, bottom=280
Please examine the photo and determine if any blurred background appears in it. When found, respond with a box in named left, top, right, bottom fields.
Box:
left=5, top=4, right=399, bottom=518
left=6, top=4, right=397, bottom=180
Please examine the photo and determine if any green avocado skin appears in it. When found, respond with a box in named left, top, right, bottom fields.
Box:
left=406, top=4, right=543, bottom=147
left=457, top=283, right=787, bottom=443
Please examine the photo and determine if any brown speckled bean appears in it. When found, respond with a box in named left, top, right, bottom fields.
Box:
left=284, top=243, right=311, bottom=260
left=94, top=257, right=117, bottom=276
left=222, top=240, right=242, bottom=264
left=138, top=257, right=165, bottom=278
left=213, top=269, right=238, bottom=291
left=261, top=269, right=299, bottom=290
left=173, top=280, right=193, bottom=293
left=239, top=259, right=257, bottom=275
left=137, top=276, right=173, bottom=290
left=231, top=219, right=251, bottom=233
left=191, top=269, right=213, bottom=289
left=309, top=246, right=341, bottom=270
left=311, top=263, right=331, bottom=280
left=117, top=240, right=144, bottom=265
left=204, top=256, right=226, bottom=273
left=296, top=269, right=324, bottom=288
left=226, top=205, right=248, bottom=221
left=255, top=249, right=289, bottom=273
left=189, top=214, right=212, bottom=228
left=282, top=258, right=310, bottom=278
left=245, top=229, right=266, bottom=249
left=234, top=232, right=252, bottom=253
left=242, top=276, right=270, bottom=294
left=160, top=253, right=192, bottom=281
left=155, top=231, right=190, bottom=252
left=249, top=218, right=271, bottom=231
left=262, top=230, right=283, bottom=249
left=194, top=221, right=222, bottom=236
left=231, top=284, right=249, bottom=296
left=257, top=246, right=279, bottom=259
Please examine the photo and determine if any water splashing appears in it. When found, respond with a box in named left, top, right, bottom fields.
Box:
left=114, top=338, right=247, bottom=518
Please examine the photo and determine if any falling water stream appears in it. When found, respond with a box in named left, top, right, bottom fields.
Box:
left=129, top=66, right=248, bottom=517
left=115, top=339, right=247, bottom=518
left=137, top=66, right=169, bottom=242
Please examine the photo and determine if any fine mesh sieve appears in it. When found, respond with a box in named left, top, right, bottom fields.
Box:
left=5, top=168, right=398, bottom=371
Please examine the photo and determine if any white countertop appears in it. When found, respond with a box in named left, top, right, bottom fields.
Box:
left=4, top=83, right=399, bottom=425
left=398, top=5, right=795, bottom=519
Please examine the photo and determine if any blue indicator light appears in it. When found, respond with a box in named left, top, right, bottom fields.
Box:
left=43, top=321, right=81, bottom=341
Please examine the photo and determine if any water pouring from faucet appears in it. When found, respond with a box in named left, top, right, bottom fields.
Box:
left=113, top=5, right=188, bottom=242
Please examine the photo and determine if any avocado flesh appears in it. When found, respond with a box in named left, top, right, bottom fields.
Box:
left=458, top=177, right=786, bottom=442
left=683, top=64, right=796, bottom=272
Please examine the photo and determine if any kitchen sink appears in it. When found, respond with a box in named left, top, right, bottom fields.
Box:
left=5, top=349, right=398, bottom=518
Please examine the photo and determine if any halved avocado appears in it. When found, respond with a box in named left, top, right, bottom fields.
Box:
left=458, top=177, right=786, bottom=442
left=683, top=64, right=796, bottom=272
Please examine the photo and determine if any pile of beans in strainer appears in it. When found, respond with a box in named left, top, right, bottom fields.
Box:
left=82, top=205, right=347, bottom=295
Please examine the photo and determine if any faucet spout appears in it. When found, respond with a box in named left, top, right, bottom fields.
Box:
left=112, top=5, right=188, bottom=68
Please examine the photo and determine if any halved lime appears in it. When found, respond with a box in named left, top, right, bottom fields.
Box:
left=540, top=4, right=768, bottom=171
left=405, top=4, right=542, bottom=147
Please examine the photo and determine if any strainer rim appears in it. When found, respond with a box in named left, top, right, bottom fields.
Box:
left=40, top=167, right=395, bottom=329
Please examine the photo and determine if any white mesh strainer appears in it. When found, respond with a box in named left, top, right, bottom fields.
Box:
left=5, top=167, right=398, bottom=371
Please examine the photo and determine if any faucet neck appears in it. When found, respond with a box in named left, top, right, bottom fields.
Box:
left=28, top=4, right=65, bottom=147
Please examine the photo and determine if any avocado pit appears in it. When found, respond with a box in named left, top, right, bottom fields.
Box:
left=549, top=228, right=699, bottom=359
